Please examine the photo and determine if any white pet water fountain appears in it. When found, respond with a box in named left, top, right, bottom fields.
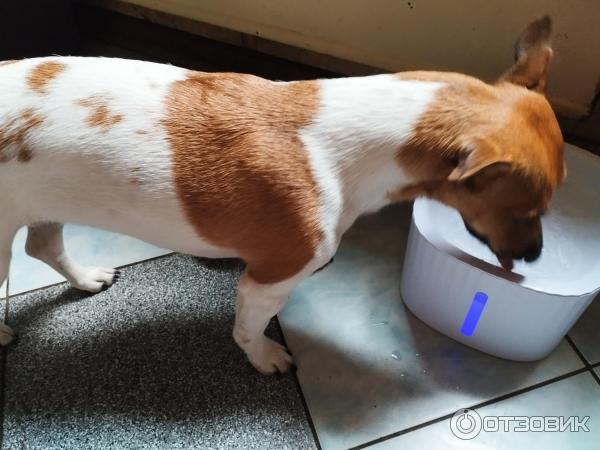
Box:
left=401, top=143, right=600, bottom=361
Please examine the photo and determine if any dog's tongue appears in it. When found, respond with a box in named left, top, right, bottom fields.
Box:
left=499, top=257, right=514, bottom=271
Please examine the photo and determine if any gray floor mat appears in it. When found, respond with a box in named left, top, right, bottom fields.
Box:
left=2, top=254, right=316, bottom=450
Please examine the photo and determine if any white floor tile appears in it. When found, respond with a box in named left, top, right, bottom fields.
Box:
left=569, top=297, right=600, bottom=364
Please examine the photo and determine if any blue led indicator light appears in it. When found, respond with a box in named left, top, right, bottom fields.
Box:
left=461, top=292, right=488, bottom=336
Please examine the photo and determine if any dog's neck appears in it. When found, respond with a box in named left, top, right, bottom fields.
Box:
left=299, top=74, right=447, bottom=230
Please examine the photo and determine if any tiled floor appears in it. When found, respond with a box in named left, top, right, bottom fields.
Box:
left=279, top=201, right=598, bottom=450
left=569, top=298, right=600, bottom=365
left=369, top=372, right=600, bottom=450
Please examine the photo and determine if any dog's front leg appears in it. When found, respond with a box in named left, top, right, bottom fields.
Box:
left=229, top=216, right=341, bottom=373
left=233, top=272, right=295, bottom=374
left=232, top=245, right=336, bottom=375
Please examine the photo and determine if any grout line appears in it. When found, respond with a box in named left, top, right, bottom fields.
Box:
left=275, top=318, right=322, bottom=450
left=1, top=252, right=176, bottom=302
left=349, top=409, right=459, bottom=450
left=566, top=335, right=593, bottom=368
left=565, top=327, right=600, bottom=387
left=350, top=367, right=589, bottom=450
left=565, top=335, right=600, bottom=385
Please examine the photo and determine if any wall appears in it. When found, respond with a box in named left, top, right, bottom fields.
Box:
left=118, top=0, right=599, bottom=117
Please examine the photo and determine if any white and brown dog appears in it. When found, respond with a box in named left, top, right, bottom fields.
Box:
left=0, top=16, right=564, bottom=373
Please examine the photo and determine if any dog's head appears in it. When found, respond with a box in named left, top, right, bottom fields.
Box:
left=440, top=152, right=559, bottom=271
left=397, top=16, right=565, bottom=270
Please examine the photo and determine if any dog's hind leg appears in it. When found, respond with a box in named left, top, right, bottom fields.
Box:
left=25, top=222, right=120, bottom=293
left=0, top=222, right=20, bottom=346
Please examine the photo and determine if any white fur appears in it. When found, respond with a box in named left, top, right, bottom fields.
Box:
left=0, top=57, right=234, bottom=258
left=302, top=75, right=442, bottom=233
left=0, top=58, right=442, bottom=373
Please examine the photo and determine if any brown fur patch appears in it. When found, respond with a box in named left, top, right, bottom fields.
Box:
left=77, top=97, right=123, bottom=131
left=0, top=108, right=44, bottom=163
left=393, top=71, right=563, bottom=194
left=27, top=61, right=66, bottom=94
left=164, top=72, right=322, bottom=284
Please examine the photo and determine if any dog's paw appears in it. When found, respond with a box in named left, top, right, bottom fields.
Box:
left=0, top=322, right=16, bottom=346
left=71, top=267, right=121, bottom=293
left=247, top=338, right=294, bottom=375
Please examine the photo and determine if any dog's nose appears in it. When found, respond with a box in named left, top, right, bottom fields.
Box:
left=523, top=241, right=542, bottom=262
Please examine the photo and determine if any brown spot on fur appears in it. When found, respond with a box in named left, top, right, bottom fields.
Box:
left=0, top=108, right=45, bottom=163
left=77, top=97, right=123, bottom=131
left=136, top=129, right=148, bottom=135
left=164, top=72, right=322, bottom=284
left=17, top=147, right=33, bottom=162
left=27, top=61, right=66, bottom=94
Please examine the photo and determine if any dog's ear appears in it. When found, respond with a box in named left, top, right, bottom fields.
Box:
left=448, top=142, right=512, bottom=182
left=500, top=15, right=553, bottom=93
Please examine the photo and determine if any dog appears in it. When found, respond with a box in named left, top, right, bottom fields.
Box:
left=0, top=16, right=564, bottom=374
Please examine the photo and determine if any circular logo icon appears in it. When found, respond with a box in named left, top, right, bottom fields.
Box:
left=450, top=408, right=482, bottom=440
